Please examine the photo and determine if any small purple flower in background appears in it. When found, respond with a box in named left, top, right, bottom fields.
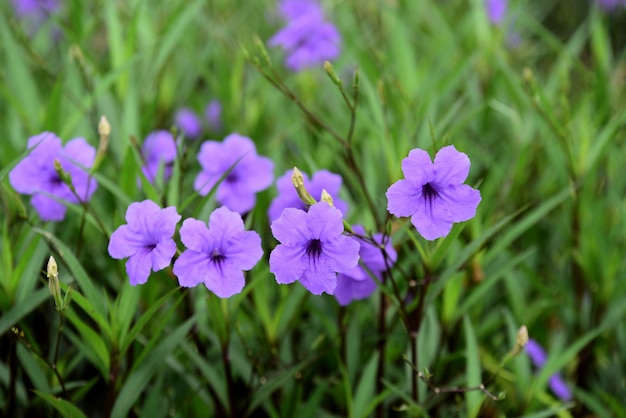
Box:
left=485, top=0, right=507, bottom=25
left=173, top=207, right=263, bottom=298
left=525, top=339, right=573, bottom=401
left=9, top=132, right=97, bottom=221
left=334, top=225, right=397, bottom=306
left=386, top=145, right=481, bottom=241
left=269, top=202, right=360, bottom=295
left=141, top=130, right=177, bottom=183
left=12, top=0, right=60, bottom=35
left=194, top=133, right=274, bottom=214
left=204, top=99, right=223, bottom=132
left=268, top=169, right=348, bottom=222
left=269, top=0, right=341, bottom=72
left=108, top=200, right=181, bottom=286
left=175, top=108, right=202, bottom=139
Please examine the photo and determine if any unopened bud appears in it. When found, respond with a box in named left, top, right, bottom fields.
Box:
left=54, top=159, right=73, bottom=187
left=98, top=115, right=111, bottom=137
left=253, top=34, right=271, bottom=66
left=47, top=256, right=63, bottom=310
left=324, top=61, right=341, bottom=86
left=94, top=116, right=111, bottom=170
left=516, top=325, right=528, bottom=348
left=320, top=189, right=334, bottom=206
left=291, top=167, right=316, bottom=206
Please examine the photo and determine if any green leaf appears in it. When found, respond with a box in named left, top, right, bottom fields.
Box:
left=0, top=288, right=49, bottom=336
left=110, top=314, right=197, bottom=418
left=65, top=309, right=111, bottom=378
left=353, top=353, right=379, bottom=418
left=464, top=316, right=482, bottom=418
left=33, top=390, right=88, bottom=418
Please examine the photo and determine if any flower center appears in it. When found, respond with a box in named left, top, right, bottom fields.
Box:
left=211, top=249, right=226, bottom=267
left=421, top=183, right=439, bottom=205
left=305, top=239, right=323, bottom=261
left=225, top=171, right=238, bottom=183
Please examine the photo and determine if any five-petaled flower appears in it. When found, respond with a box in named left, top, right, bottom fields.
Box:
left=173, top=207, right=263, bottom=298
left=269, top=202, right=360, bottom=295
left=9, top=132, right=98, bottom=221
left=141, top=130, right=177, bottom=183
left=268, top=169, right=348, bottom=222
left=386, top=145, right=481, bottom=240
left=334, top=225, right=397, bottom=306
left=108, top=200, right=181, bottom=285
left=269, top=0, right=341, bottom=72
left=194, top=133, right=274, bottom=214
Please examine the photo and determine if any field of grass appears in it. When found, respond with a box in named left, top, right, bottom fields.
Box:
left=1, top=0, right=625, bottom=417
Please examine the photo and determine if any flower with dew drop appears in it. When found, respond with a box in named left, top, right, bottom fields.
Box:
left=9, top=132, right=98, bottom=221
left=268, top=169, right=348, bottom=222
left=386, top=145, right=481, bottom=241
left=141, top=130, right=177, bottom=183
left=108, top=200, right=181, bottom=285
left=194, top=133, right=274, bottom=214
left=269, top=202, right=360, bottom=295
left=173, top=207, right=263, bottom=298
left=334, top=225, right=397, bottom=306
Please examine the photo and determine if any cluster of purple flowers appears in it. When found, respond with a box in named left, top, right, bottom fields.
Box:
left=269, top=0, right=341, bottom=71
left=524, top=339, right=573, bottom=401
left=174, top=99, right=222, bottom=140
left=9, top=132, right=98, bottom=221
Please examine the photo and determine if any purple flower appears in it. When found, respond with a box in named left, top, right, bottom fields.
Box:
left=9, top=132, right=97, bottom=221
left=141, top=130, right=177, bottom=183
left=524, top=339, right=573, bottom=401
left=334, top=225, right=397, bottom=306
left=173, top=207, right=263, bottom=298
left=108, top=200, right=181, bottom=286
left=269, top=202, right=360, bottom=295
left=268, top=169, right=348, bottom=222
left=596, top=0, right=626, bottom=11
left=12, top=0, right=61, bottom=36
left=269, top=0, right=341, bottom=71
left=386, top=145, right=481, bottom=241
left=204, top=99, right=223, bottom=132
left=175, top=108, right=202, bottom=139
left=194, top=133, right=274, bottom=214
left=485, top=0, right=507, bottom=25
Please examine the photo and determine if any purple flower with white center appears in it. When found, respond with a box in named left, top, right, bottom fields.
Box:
left=268, top=169, right=348, bottom=222
left=141, top=130, right=177, bottom=183
left=173, top=207, right=263, bottom=298
left=334, top=225, right=397, bottom=306
left=194, top=133, right=274, bottom=214
left=485, top=0, right=507, bottom=25
left=204, top=99, right=223, bottom=132
left=524, top=339, right=573, bottom=401
left=9, top=132, right=97, bottom=221
left=108, top=200, right=181, bottom=286
left=269, top=202, right=360, bottom=295
left=386, top=145, right=481, bottom=241
left=269, top=0, right=341, bottom=71
left=175, top=108, right=202, bottom=139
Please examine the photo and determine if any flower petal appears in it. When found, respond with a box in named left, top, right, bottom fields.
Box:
left=299, top=268, right=337, bottom=295
left=31, top=193, right=67, bottom=221
left=401, top=148, right=434, bottom=187
left=179, top=218, right=211, bottom=252
left=320, top=235, right=360, bottom=273
left=194, top=170, right=219, bottom=196
left=334, top=273, right=377, bottom=306
left=125, top=200, right=161, bottom=232
left=269, top=244, right=306, bottom=284
left=109, top=224, right=146, bottom=259
left=410, top=210, right=453, bottom=241
left=150, top=206, right=181, bottom=238
left=433, top=145, right=470, bottom=185
left=126, top=248, right=153, bottom=286
left=271, top=208, right=311, bottom=246
left=151, top=239, right=177, bottom=271
left=173, top=250, right=208, bottom=287
left=203, top=262, right=245, bottom=298
left=437, top=184, right=482, bottom=223
left=386, top=179, right=420, bottom=218
left=307, top=202, right=344, bottom=240
left=226, top=230, right=263, bottom=271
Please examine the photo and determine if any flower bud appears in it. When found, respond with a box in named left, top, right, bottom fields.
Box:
left=54, top=159, right=73, bottom=188
left=324, top=61, right=342, bottom=86
left=291, top=167, right=316, bottom=206
left=516, top=325, right=529, bottom=348
left=320, top=189, right=334, bottom=207
left=47, top=256, right=63, bottom=310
